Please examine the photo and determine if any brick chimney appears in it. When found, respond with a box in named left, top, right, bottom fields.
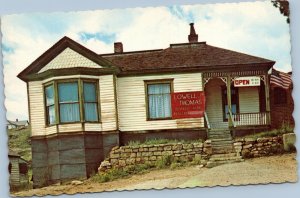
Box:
left=188, top=23, right=198, bottom=43
left=114, top=42, right=123, bottom=53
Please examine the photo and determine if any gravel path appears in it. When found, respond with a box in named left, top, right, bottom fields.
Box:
left=13, top=153, right=297, bottom=197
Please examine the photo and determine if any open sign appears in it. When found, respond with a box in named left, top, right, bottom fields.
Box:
left=234, top=76, right=260, bottom=87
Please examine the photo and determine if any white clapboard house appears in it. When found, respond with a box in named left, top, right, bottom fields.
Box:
left=18, top=23, right=275, bottom=187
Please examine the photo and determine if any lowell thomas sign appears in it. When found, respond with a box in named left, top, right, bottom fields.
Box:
left=171, top=91, right=205, bottom=119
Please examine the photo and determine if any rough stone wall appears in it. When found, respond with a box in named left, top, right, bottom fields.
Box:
left=99, top=140, right=212, bottom=172
left=234, top=136, right=284, bottom=158
left=99, top=135, right=288, bottom=172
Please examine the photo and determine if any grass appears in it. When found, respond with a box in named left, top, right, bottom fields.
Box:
left=91, top=163, right=154, bottom=183
left=241, top=122, right=294, bottom=139
left=7, top=128, right=32, bottom=162
left=91, top=155, right=202, bottom=183
left=126, top=138, right=203, bottom=147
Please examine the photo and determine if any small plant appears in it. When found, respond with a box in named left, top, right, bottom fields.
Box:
left=170, top=162, right=182, bottom=170
left=190, top=155, right=202, bottom=165
left=125, top=138, right=203, bottom=146
left=127, top=140, right=141, bottom=147
left=155, top=155, right=173, bottom=169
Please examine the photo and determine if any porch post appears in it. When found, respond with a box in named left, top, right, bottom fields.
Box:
left=264, top=74, right=271, bottom=125
left=226, top=75, right=233, bottom=127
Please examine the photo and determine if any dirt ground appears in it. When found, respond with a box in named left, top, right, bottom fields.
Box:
left=13, top=153, right=298, bottom=197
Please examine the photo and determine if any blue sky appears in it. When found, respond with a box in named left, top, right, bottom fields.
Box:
left=1, top=1, right=291, bottom=120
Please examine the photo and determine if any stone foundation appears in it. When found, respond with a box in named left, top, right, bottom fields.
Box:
left=99, top=134, right=292, bottom=172
left=99, top=140, right=212, bottom=172
left=234, top=136, right=284, bottom=158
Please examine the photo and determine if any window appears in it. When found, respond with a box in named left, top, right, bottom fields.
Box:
left=44, top=79, right=100, bottom=125
left=222, top=85, right=239, bottom=120
left=58, top=82, right=80, bottom=123
left=45, top=84, right=56, bottom=125
left=274, top=87, right=287, bottom=105
left=145, top=80, right=172, bottom=120
left=83, top=82, right=98, bottom=121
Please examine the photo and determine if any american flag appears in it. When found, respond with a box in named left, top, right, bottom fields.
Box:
left=270, top=69, right=292, bottom=89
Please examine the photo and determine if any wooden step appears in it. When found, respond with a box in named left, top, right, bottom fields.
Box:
left=210, top=153, right=238, bottom=159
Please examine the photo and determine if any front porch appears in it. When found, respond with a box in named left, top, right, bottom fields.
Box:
left=203, top=70, right=271, bottom=132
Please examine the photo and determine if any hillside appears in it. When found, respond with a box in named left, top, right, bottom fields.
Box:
left=8, top=128, right=32, bottom=162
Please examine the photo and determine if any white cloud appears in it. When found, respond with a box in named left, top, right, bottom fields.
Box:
left=1, top=1, right=291, bottom=120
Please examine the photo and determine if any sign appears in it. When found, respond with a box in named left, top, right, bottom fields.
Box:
left=171, top=91, right=205, bottom=119
left=234, top=76, right=261, bottom=87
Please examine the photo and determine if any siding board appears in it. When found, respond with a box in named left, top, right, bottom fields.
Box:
left=117, top=73, right=204, bottom=131
left=28, top=81, right=46, bottom=136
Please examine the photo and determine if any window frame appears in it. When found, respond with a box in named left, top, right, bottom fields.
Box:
left=43, top=78, right=101, bottom=126
left=82, top=80, right=101, bottom=123
left=57, top=80, right=81, bottom=124
left=144, top=79, right=174, bottom=121
left=44, top=82, right=56, bottom=126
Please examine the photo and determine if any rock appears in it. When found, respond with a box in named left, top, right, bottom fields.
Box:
left=149, top=147, right=158, bottom=152
left=110, top=153, right=120, bottom=159
left=172, top=144, right=183, bottom=150
left=183, top=144, right=193, bottom=149
left=243, top=144, right=252, bottom=149
left=205, top=139, right=212, bottom=144
left=119, top=160, right=126, bottom=167
left=71, top=180, right=83, bottom=185
left=283, top=133, right=296, bottom=151
left=149, top=156, right=157, bottom=161
left=164, top=146, right=172, bottom=151
left=130, top=153, right=136, bottom=158
left=193, top=143, right=203, bottom=148
left=196, top=164, right=204, bottom=169
left=162, top=151, right=173, bottom=156
left=257, top=137, right=269, bottom=143
left=111, top=146, right=119, bottom=151
left=244, top=137, right=255, bottom=143
left=234, top=142, right=242, bottom=146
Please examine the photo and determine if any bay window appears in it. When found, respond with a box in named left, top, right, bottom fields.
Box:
left=44, top=79, right=99, bottom=125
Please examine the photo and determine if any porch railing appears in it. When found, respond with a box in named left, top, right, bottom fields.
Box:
left=232, top=112, right=270, bottom=126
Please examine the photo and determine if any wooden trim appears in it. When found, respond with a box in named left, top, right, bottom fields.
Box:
left=22, top=67, right=117, bottom=82
left=30, top=130, right=119, bottom=139
left=265, top=74, right=271, bottom=124
left=17, top=36, right=118, bottom=82
left=82, top=79, right=101, bottom=123
left=43, top=82, right=56, bottom=127
left=144, top=79, right=174, bottom=121
left=113, top=75, right=119, bottom=130
left=78, top=79, right=84, bottom=130
left=117, top=63, right=274, bottom=77
left=26, top=83, right=32, bottom=132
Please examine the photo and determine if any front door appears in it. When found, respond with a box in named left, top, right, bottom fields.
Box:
left=221, top=85, right=239, bottom=121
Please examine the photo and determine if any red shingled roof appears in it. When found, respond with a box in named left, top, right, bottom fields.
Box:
left=101, top=42, right=275, bottom=74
